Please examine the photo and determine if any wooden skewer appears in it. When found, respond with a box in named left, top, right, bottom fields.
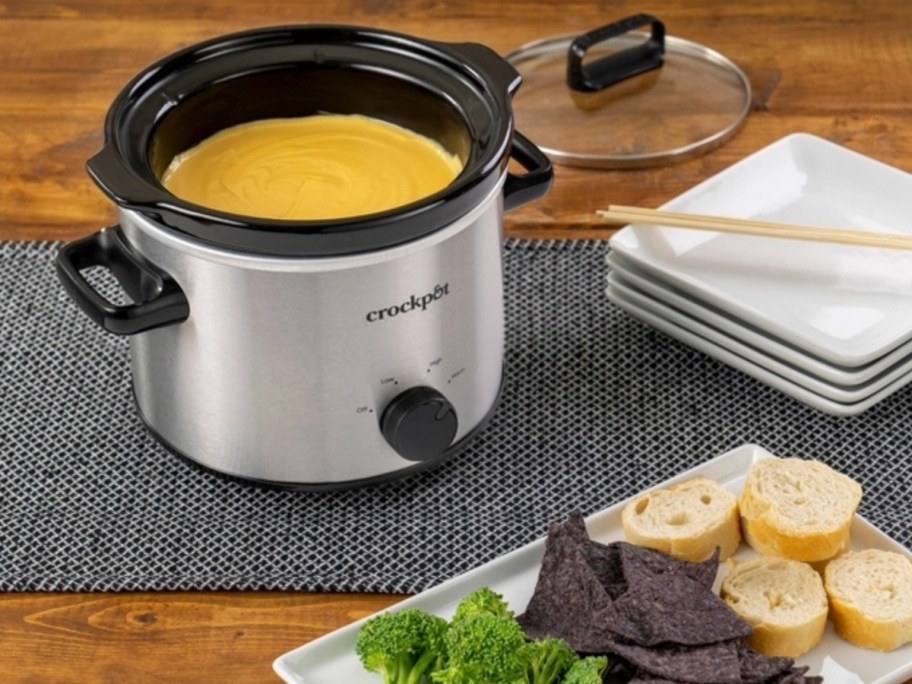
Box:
left=597, top=205, right=912, bottom=251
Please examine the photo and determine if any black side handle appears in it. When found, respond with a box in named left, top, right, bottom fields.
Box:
left=503, top=131, right=554, bottom=212
left=446, top=41, right=523, bottom=96
left=55, top=225, right=189, bottom=335
left=87, top=144, right=166, bottom=209
left=567, top=14, right=665, bottom=93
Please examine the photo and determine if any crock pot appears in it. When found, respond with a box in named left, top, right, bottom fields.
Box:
left=56, top=24, right=553, bottom=489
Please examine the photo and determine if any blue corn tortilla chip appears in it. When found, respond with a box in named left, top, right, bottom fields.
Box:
left=767, top=667, right=819, bottom=684
left=602, top=635, right=743, bottom=684
left=562, top=511, right=628, bottom=598
left=735, top=641, right=795, bottom=683
left=597, top=572, right=752, bottom=646
left=589, top=539, right=628, bottom=600
left=516, top=518, right=615, bottom=653
left=617, top=540, right=720, bottom=590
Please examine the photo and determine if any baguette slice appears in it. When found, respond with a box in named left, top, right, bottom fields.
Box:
left=738, top=457, right=862, bottom=562
left=721, top=556, right=828, bottom=657
left=824, top=549, right=912, bottom=651
left=621, top=476, right=741, bottom=561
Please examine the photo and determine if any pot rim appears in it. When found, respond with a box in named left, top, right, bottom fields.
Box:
left=88, top=24, right=522, bottom=257
left=118, top=170, right=508, bottom=271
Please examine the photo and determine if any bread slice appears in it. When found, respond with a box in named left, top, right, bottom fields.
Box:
left=738, top=457, right=862, bottom=562
left=824, top=549, right=912, bottom=651
left=721, top=556, right=828, bottom=657
left=621, top=476, right=741, bottom=561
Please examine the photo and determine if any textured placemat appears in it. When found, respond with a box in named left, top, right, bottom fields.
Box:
left=1, top=239, right=910, bottom=593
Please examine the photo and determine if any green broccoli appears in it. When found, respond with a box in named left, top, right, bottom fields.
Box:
left=518, top=636, right=578, bottom=684
left=355, top=608, right=448, bottom=684
left=431, top=612, right=527, bottom=684
left=561, top=655, right=609, bottom=684
left=355, top=587, right=599, bottom=684
left=450, top=586, right=514, bottom=621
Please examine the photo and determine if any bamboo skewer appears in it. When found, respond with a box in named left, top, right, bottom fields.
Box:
left=597, top=205, right=912, bottom=251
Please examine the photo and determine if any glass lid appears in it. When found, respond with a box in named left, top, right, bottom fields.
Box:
left=505, top=14, right=752, bottom=168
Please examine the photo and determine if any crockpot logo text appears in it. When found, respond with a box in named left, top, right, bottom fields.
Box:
left=366, top=283, right=451, bottom=322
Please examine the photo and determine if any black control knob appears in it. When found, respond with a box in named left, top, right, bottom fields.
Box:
left=381, top=386, right=458, bottom=462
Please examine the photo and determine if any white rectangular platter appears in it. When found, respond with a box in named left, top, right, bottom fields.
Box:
left=274, top=443, right=912, bottom=684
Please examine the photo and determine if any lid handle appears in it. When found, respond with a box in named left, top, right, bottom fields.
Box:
left=567, top=14, right=665, bottom=93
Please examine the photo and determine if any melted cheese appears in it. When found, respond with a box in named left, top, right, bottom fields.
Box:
left=161, top=114, right=463, bottom=221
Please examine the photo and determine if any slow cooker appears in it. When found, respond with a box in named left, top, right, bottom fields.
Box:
left=56, top=25, right=552, bottom=489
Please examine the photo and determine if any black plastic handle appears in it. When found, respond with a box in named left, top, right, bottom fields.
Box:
left=88, top=145, right=149, bottom=206
left=567, top=14, right=665, bottom=93
left=503, top=130, right=554, bottom=212
left=55, top=225, right=190, bottom=335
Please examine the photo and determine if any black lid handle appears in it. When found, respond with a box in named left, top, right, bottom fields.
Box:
left=567, top=14, right=665, bottom=93
left=56, top=225, right=189, bottom=335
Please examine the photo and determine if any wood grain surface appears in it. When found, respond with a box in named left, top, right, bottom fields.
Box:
left=2, top=1, right=911, bottom=681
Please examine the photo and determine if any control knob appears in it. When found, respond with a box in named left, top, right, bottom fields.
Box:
left=380, top=386, right=458, bottom=462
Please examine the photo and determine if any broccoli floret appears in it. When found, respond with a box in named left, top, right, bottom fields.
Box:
left=518, top=636, right=579, bottom=684
left=431, top=613, right=527, bottom=684
left=451, top=586, right=514, bottom=621
left=561, top=655, right=609, bottom=684
left=355, top=588, right=592, bottom=684
left=356, top=608, right=448, bottom=684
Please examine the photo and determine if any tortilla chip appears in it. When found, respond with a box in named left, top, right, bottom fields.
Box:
left=603, top=636, right=742, bottom=684
left=598, top=573, right=752, bottom=646
left=735, top=641, right=795, bottom=683
left=766, top=667, right=817, bottom=684
left=516, top=518, right=614, bottom=652
left=561, top=511, right=629, bottom=598
left=618, top=541, right=720, bottom=590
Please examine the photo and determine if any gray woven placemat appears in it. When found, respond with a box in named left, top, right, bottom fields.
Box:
left=1, top=239, right=910, bottom=593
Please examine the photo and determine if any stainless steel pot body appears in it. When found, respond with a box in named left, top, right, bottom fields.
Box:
left=118, top=180, right=506, bottom=486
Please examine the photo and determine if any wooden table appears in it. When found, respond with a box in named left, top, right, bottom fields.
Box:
left=2, top=1, right=910, bottom=681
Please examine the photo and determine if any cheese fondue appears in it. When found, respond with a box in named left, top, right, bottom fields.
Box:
left=161, top=114, right=463, bottom=221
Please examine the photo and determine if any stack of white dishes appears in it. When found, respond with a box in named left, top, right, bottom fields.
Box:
left=606, top=133, right=912, bottom=416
